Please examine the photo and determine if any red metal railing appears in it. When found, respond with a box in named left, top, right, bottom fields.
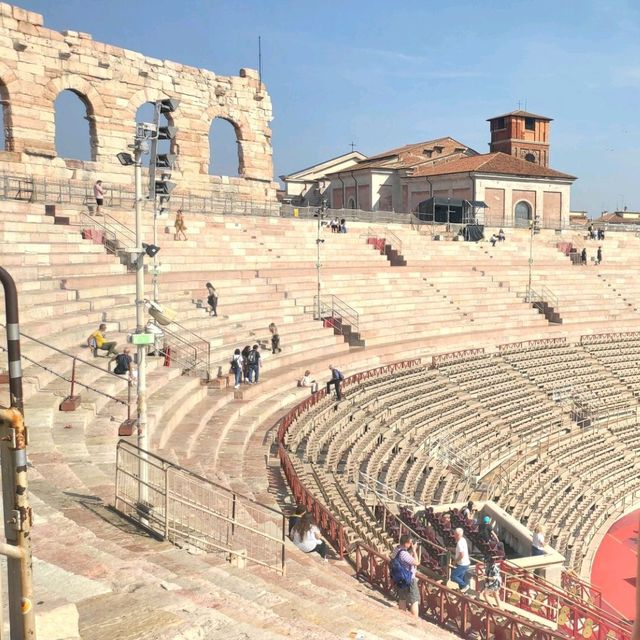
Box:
left=560, top=571, right=602, bottom=608
left=276, top=357, right=633, bottom=640
left=276, top=359, right=422, bottom=558
left=354, top=542, right=565, bottom=640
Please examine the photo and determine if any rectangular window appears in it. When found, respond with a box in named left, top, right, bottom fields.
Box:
left=525, top=117, right=535, bottom=131
left=493, top=117, right=506, bottom=130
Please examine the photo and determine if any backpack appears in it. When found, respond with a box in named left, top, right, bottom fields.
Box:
left=247, top=350, right=258, bottom=365
left=390, top=549, right=413, bottom=588
left=113, top=353, right=130, bottom=375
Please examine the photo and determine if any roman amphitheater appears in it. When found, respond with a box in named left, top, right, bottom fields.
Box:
left=0, top=4, right=637, bottom=639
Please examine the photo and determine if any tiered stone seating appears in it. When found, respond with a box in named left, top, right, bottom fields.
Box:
left=5, top=198, right=640, bottom=636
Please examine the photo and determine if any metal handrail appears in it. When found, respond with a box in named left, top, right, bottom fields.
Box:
left=161, top=325, right=206, bottom=377
left=0, top=324, right=131, bottom=406
left=312, top=294, right=360, bottom=335
left=524, top=285, right=559, bottom=311
left=79, top=210, right=136, bottom=247
left=114, top=439, right=286, bottom=574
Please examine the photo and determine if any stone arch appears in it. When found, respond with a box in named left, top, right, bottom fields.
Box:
left=44, top=75, right=106, bottom=160
left=0, top=62, right=18, bottom=151
left=200, top=104, right=250, bottom=177
left=208, top=116, right=245, bottom=177
left=514, top=200, right=532, bottom=227
left=125, top=88, right=180, bottom=156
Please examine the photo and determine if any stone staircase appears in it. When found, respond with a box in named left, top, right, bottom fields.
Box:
left=3, top=201, right=640, bottom=637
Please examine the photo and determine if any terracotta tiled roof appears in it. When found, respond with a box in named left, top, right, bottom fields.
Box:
left=594, top=212, right=640, bottom=225
left=487, top=109, right=553, bottom=122
left=326, top=137, right=477, bottom=174
left=410, top=152, right=575, bottom=180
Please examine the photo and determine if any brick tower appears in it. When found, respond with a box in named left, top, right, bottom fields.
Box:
left=487, top=110, right=552, bottom=167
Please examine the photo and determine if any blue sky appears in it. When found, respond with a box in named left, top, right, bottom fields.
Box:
left=16, top=0, right=640, bottom=213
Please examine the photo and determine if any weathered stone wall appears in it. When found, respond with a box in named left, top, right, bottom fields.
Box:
left=0, top=3, right=277, bottom=200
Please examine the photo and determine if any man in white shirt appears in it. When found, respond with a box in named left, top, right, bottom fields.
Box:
left=452, top=527, right=471, bottom=593
left=93, top=180, right=105, bottom=215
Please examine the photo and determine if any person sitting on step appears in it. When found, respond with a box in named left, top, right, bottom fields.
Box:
left=88, top=323, right=117, bottom=357
left=291, top=513, right=328, bottom=561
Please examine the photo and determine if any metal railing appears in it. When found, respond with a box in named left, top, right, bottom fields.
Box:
left=311, top=294, right=360, bottom=336
left=114, top=439, right=286, bottom=574
left=277, top=356, right=633, bottom=640
left=353, top=543, right=566, bottom=640
left=361, top=227, right=403, bottom=254
left=161, top=323, right=210, bottom=380
left=78, top=210, right=136, bottom=258
left=0, top=325, right=132, bottom=409
left=524, top=284, right=559, bottom=311
left=356, top=470, right=423, bottom=509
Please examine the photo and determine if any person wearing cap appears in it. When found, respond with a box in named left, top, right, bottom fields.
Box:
left=479, top=515, right=500, bottom=544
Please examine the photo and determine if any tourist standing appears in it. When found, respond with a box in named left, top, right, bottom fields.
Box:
left=390, top=534, right=420, bottom=617
left=93, top=180, right=105, bottom=215
left=269, top=322, right=282, bottom=354
left=479, top=557, right=502, bottom=608
left=597, top=246, right=603, bottom=265
left=247, top=344, right=261, bottom=383
left=326, top=365, right=345, bottom=401
left=174, top=209, right=188, bottom=241
left=451, top=528, right=471, bottom=593
left=531, top=525, right=546, bottom=556
left=231, top=348, right=243, bottom=389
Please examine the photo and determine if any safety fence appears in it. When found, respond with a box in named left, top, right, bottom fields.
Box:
left=115, top=439, right=286, bottom=574
left=276, top=357, right=633, bottom=640
left=5, top=170, right=640, bottom=234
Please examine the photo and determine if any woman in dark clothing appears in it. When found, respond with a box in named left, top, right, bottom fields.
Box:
left=206, top=282, right=218, bottom=317
left=241, top=345, right=251, bottom=383
left=269, top=322, right=282, bottom=354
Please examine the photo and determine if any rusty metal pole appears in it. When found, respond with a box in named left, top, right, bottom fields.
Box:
left=0, top=265, right=36, bottom=639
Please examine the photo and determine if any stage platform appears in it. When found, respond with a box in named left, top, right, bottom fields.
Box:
left=591, top=509, right=638, bottom=622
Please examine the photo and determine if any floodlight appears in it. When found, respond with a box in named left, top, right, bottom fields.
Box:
left=142, top=243, right=161, bottom=258
left=158, top=98, right=180, bottom=113
left=117, top=152, right=134, bottom=166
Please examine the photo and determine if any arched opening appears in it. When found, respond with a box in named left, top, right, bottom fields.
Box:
left=54, top=89, right=96, bottom=161
left=524, top=153, right=536, bottom=163
left=0, top=80, right=10, bottom=151
left=514, top=200, right=532, bottom=228
left=208, top=117, right=242, bottom=176
left=134, top=101, right=175, bottom=168
left=347, top=197, right=356, bottom=209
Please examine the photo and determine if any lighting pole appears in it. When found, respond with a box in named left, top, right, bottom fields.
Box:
left=132, top=132, right=149, bottom=510
left=527, top=212, right=540, bottom=301
left=315, top=199, right=326, bottom=320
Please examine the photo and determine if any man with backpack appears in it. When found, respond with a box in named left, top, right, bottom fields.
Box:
left=326, top=364, right=345, bottom=401
left=247, top=344, right=261, bottom=383
left=390, top=534, right=419, bottom=617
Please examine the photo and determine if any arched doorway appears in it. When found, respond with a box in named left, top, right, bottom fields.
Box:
left=347, top=197, right=356, bottom=209
left=514, top=200, right=532, bottom=228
